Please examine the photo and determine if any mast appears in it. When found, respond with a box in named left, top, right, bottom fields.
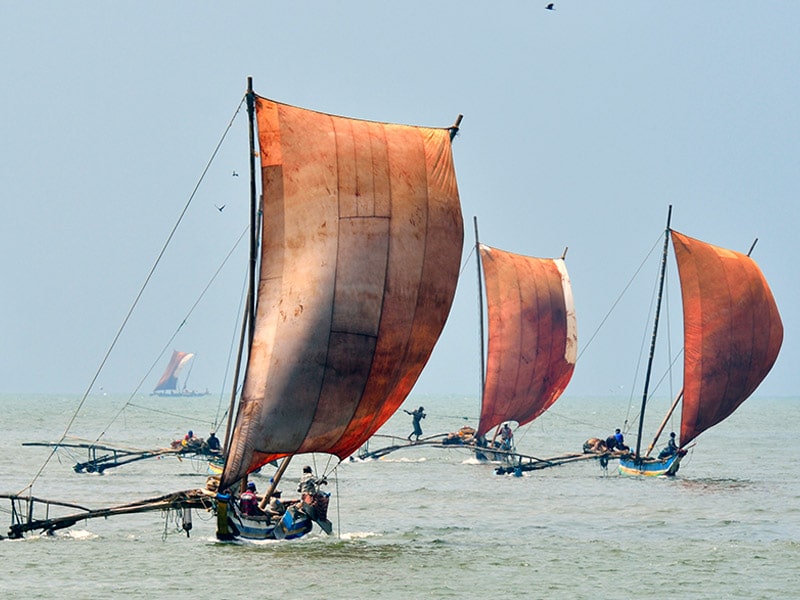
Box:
left=473, top=217, right=486, bottom=419
left=246, top=76, right=258, bottom=346
left=633, top=205, right=672, bottom=460
left=221, top=77, right=259, bottom=458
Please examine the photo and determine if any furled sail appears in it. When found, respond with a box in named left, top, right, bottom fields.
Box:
left=476, top=245, right=577, bottom=438
left=672, top=230, right=783, bottom=447
left=221, top=97, right=463, bottom=488
left=153, top=351, right=195, bottom=393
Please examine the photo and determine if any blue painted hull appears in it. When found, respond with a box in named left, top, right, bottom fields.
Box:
left=618, top=452, right=683, bottom=477
left=216, top=492, right=331, bottom=541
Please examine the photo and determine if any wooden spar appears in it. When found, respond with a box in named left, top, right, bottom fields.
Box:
left=449, top=114, right=463, bottom=141
left=473, top=216, right=486, bottom=423
left=246, top=75, right=258, bottom=347
left=259, top=456, right=292, bottom=510
left=493, top=451, right=615, bottom=474
left=2, top=490, right=211, bottom=539
left=21, top=442, right=199, bottom=474
left=222, top=77, right=259, bottom=458
left=633, top=205, right=673, bottom=460
left=644, top=388, right=684, bottom=458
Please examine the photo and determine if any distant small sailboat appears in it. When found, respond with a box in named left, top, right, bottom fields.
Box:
left=152, top=350, right=209, bottom=397
left=618, top=207, right=783, bottom=476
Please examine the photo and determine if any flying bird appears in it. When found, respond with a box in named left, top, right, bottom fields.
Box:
left=545, top=3, right=554, bottom=9
left=232, top=170, right=239, bottom=177
left=215, top=204, right=226, bottom=212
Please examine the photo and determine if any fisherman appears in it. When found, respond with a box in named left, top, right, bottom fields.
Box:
left=240, top=481, right=263, bottom=516
left=181, top=430, right=202, bottom=451
left=298, top=465, right=319, bottom=495
left=404, top=406, right=426, bottom=441
left=606, top=428, right=628, bottom=452
left=658, top=432, right=679, bottom=458
left=499, top=423, right=514, bottom=451
left=613, top=428, right=629, bottom=451
left=206, top=432, right=221, bottom=454
left=265, top=490, right=286, bottom=522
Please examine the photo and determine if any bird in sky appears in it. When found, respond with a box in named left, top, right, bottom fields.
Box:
left=545, top=3, right=555, bottom=9
left=215, top=204, right=226, bottom=212
left=232, top=170, right=239, bottom=176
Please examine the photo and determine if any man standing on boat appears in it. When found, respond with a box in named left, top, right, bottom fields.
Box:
left=404, top=406, right=426, bottom=441
left=499, top=423, right=514, bottom=451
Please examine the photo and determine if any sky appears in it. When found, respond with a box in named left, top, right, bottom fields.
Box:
left=1, top=2, right=797, bottom=405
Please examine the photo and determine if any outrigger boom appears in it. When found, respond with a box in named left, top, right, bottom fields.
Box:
left=22, top=441, right=213, bottom=474
left=1, top=489, right=212, bottom=540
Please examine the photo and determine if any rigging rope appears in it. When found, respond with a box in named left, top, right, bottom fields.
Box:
left=214, top=259, right=250, bottom=431
left=575, top=232, right=663, bottom=364
left=20, top=95, right=247, bottom=495
left=93, top=225, right=248, bottom=443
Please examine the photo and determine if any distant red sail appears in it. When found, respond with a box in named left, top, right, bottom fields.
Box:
left=153, top=351, right=194, bottom=393
left=221, top=97, right=463, bottom=488
left=476, top=246, right=577, bottom=438
left=672, top=230, right=783, bottom=447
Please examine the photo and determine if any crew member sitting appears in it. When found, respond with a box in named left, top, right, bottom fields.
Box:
left=205, top=432, right=221, bottom=455
left=240, top=481, right=264, bottom=516
left=658, top=432, right=679, bottom=458
left=606, top=428, right=629, bottom=452
left=264, top=491, right=286, bottom=521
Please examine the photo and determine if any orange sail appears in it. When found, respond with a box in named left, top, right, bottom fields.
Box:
left=672, top=230, right=783, bottom=447
left=153, top=351, right=194, bottom=393
left=476, top=245, right=577, bottom=438
left=221, top=97, right=463, bottom=488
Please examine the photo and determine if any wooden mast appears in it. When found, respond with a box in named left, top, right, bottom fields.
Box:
left=221, top=77, right=259, bottom=459
left=216, top=77, right=260, bottom=541
left=633, top=205, right=672, bottom=460
left=473, top=216, right=486, bottom=425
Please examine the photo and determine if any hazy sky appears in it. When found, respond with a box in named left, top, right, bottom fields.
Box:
left=2, top=2, right=797, bottom=405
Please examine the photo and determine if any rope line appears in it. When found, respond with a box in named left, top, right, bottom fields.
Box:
left=94, top=225, right=248, bottom=443
left=20, top=94, right=247, bottom=495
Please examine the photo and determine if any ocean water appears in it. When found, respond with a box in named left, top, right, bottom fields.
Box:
left=2, top=393, right=798, bottom=599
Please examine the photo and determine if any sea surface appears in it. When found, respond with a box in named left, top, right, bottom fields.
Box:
left=2, top=393, right=798, bottom=599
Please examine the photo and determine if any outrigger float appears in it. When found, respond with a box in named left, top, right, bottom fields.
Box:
left=1, top=489, right=211, bottom=540
left=357, top=433, right=625, bottom=475
left=21, top=441, right=219, bottom=474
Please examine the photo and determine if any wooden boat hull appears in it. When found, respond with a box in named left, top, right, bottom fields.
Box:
left=618, top=452, right=684, bottom=477
left=216, top=492, right=331, bottom=541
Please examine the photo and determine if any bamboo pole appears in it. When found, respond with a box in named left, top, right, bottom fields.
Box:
left=645, top=388, right=683, bottom=457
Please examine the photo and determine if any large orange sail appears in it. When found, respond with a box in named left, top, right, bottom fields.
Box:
left=672, top=230, right=783, bottom=447
left=221, top=97, right=463, bottom=488
left=476, top=245, right=577, bottom=438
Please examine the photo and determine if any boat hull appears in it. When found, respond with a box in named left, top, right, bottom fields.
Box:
left=215, top=492, right=331, bottom=541
left=618, top=452, right=684, bottom=477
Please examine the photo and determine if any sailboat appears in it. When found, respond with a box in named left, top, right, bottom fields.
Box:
left=358, top=220, right=579, bottom=469
left=3, top=78, right=464, bottom=540
left=152, top=350, right=209, bottom=397
left=467, top=219, right=580, bottom=472
left=211, top=80, right=464, bottom=540
left=618, top=207, right=783, bottom=477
